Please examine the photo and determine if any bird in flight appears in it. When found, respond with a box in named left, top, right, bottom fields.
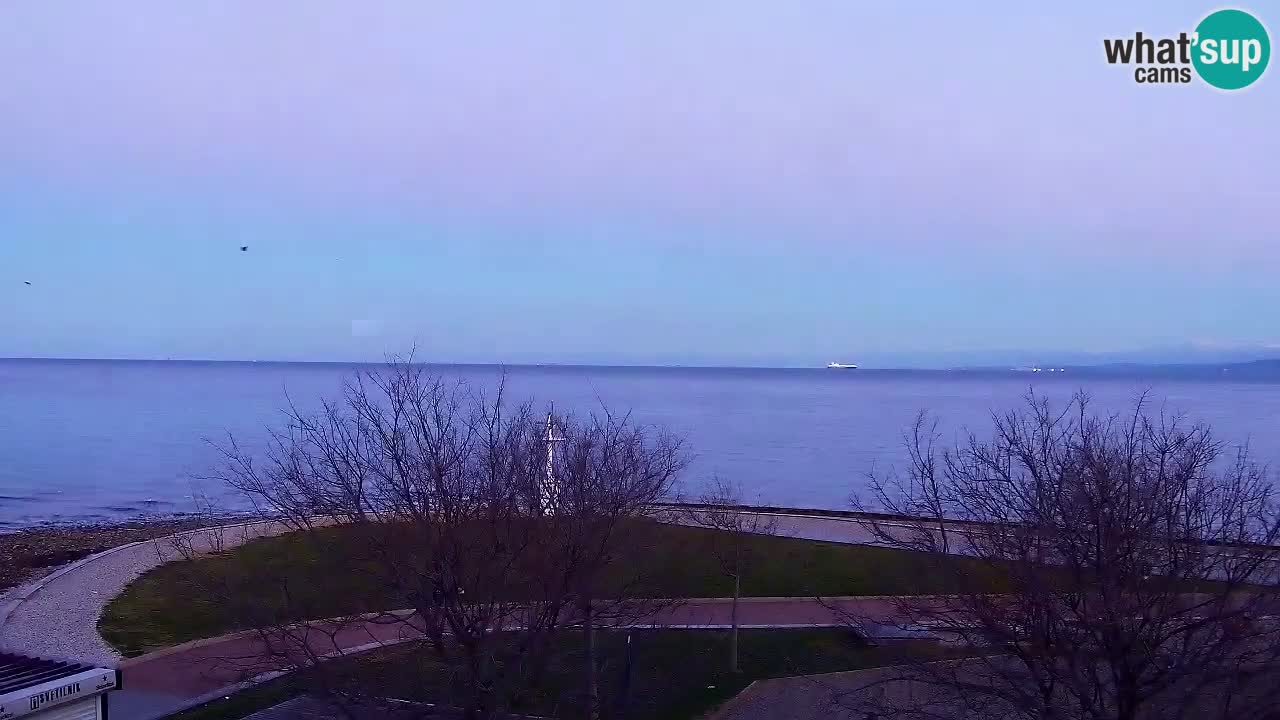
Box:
left=23, top=281, right=32, bottom=285
left=240, top=246, right=249, bottom=252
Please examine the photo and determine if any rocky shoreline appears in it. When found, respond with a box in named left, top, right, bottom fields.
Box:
left=0, top=515, right=250, bottom=593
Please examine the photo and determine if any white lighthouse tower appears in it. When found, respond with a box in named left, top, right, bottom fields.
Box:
left=541, top=407, right=564, bottom=514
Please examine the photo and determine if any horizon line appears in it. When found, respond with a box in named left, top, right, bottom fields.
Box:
left=0, top=355, right=873, bottom=370
left=2, top=356, right=1276, bottom=372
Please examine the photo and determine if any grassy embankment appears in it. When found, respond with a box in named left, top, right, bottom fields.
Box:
left=100, top=519, right=997, bottom=656
left=104, top=520, right=994, bottom=719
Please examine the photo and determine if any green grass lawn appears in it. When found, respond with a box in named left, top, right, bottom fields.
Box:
left=169, top=628, right=950, bottom=720
left=101, top=520, right=997, bottom=657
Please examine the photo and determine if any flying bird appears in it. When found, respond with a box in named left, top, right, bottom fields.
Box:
left=240, top=245, right=248, bottom=252
left=23, top=281, right=31, bottom=285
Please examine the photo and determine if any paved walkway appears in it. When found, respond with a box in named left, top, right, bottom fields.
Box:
left=111, top=596, right=908, bottom=720
left=0, top=521, right=299, bottom=664
left=653, top=507, right=900, bottom=545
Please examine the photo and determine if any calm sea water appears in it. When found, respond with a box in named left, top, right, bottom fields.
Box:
left=1, top=359, right=1278, bottom=528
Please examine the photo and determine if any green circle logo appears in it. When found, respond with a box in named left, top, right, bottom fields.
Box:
left=1192, top=9, right=1270, bottom=90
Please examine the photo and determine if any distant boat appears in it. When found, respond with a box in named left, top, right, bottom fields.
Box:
left=826, top=362, right=859, bottom=369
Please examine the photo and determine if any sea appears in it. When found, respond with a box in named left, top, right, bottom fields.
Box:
left=2, top=358, right=1279, bottom=529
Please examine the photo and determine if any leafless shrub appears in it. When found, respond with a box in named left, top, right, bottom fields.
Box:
left=165, top=531, right=198, bottom=562
left=191, top=488, right=231, bottom=554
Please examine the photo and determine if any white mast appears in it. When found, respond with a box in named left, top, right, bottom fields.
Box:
left=542, top=405, right=564, bottom=513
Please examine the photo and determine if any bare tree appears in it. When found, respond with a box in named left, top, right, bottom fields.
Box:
left=843, top=391, right=1280, bottom=720
left=539, top=405, right=689, bottom=719
left=683, top=477, right=777, bottom=673
left=203, top=359, right=686, bottom=720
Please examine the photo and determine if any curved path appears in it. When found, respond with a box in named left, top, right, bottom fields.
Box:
left=112, top=596, right=909, bottom=720
left=0, top=521, right=300, bottom=664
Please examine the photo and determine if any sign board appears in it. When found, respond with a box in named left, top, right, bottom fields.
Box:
left=0, top=670, right=117, bottom=720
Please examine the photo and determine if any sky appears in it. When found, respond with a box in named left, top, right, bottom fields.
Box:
left=1, top=1, right=1277, bottom=367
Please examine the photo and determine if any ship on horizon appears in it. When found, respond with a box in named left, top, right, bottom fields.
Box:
left=826, top=362, right=859, bottom=369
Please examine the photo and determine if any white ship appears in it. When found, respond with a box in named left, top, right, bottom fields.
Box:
left=826, top=362, right=859, bottom=369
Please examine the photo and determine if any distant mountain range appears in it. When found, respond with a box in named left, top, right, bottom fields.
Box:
left=950, top=358, right=1280, bottom=380
left=843, top=343, right=1280, bottom=371
left=1054, top=358, right=1280, bottom=379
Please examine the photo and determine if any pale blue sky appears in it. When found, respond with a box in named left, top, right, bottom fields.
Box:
left=1, top=1, right=1277, bottom=366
